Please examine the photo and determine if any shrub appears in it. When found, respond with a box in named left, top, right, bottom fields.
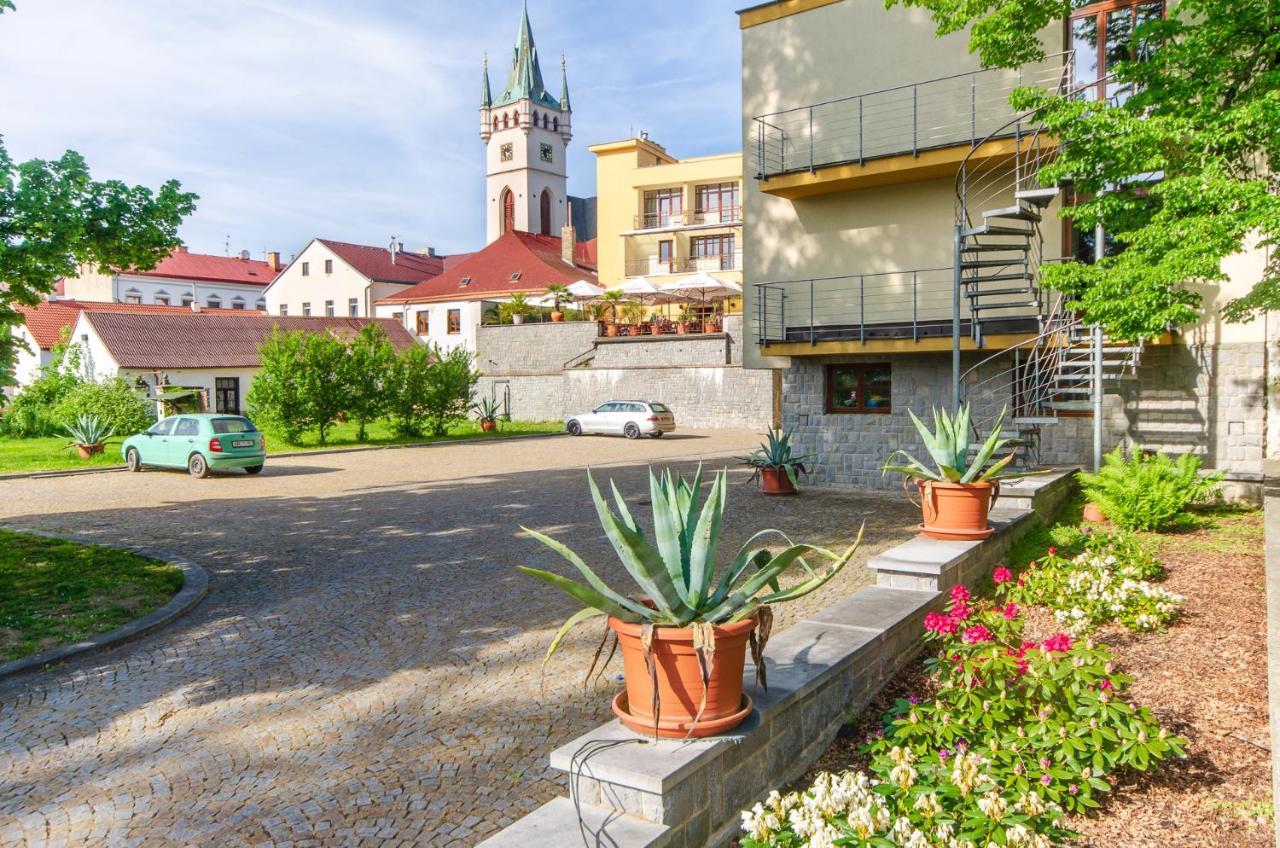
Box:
left=1078, top=445, right=1223, bottom=530
left=419, top=344, right=477, bottom=437
left=386, top=342, right=434, bottom=438
left=342, top=323, right=397, bottom=442
left=1, top=341, right=84, bottom=437
left=1008, top=532, right=1182, bottom=633
left=53, top=378, right=152, bottom=437
left=248, top=328, right=352, bottom=445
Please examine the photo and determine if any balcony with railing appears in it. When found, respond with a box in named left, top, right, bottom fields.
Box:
left=625, top=252, right=744, bottom=278
left=751, top=55, right=1070, bottom=197
left=630, top=207, right=743, bottom=233
left=751, top=268, right=1045, bottom=349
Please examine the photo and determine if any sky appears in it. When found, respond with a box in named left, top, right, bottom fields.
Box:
left=0, top=0, right=744, bottom=260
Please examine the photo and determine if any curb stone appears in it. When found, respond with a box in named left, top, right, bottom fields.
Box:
left=0, top=527, right=210, bottom=681
left=0, top=430, right=568, bottom=482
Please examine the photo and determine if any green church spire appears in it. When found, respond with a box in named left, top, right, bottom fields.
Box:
left=481, top=53, right=492, bottom=108
left=493, top=0, right=562, bottom=111
left=559, top=55, right=570, bottom=113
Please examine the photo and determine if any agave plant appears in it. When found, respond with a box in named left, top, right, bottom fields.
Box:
left=882, top=404, right=1029, bottom=483
left=63, top=414, right=113, bottom=448
left=518, top=466, right=861, bottom=661
left=474, top=396, right=502, bottom=422
left=737, top=427, right=815, bottom=487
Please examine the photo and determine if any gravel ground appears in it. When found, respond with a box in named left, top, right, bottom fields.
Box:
left=0, top=430, right=917, bottom=847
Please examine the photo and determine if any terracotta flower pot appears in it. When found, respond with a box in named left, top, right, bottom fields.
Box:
left=608, top=614, right=756, bottom=738
left=759, top=466, right=797, bottom=496
left=651, top=323, right=665, bottom=336
left=550, top=311, right=565, bottom=323
left=76, top=444, right=103, bottom=459
left=676, top=323, right=689, bottom=335
left=479, top=419, right=497, bottom=432
left=913, top=479, right=998, bottom=541
left=605, top=323, right=619, bottom=337
left=1082, top=502, right=1106, bottom=522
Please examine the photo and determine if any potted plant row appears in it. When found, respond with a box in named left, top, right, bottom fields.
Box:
left=738, top=427, right=813, bottom=495
left=63, top=414, right=113, bottom=459
left=519, top=467, right=861, bottom=738
left=883, top=404, right=1037, bottom=541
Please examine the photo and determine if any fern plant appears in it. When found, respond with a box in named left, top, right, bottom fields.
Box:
left=1078, top=445, right=1223, bottom=530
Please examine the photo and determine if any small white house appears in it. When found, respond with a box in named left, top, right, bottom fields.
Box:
left=60, top=246, right=280, bottom=310
left=67, top=308, right=416, bottom=416
left=263, top=239, right=449, bottom=320
left=374, top=229, right=597, bottom=354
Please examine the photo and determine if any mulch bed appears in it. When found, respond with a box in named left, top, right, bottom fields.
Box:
left=795, top=506, right=1272, bottom=847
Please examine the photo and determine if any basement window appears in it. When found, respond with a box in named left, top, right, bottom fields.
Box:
left=825, top=364, right=891, bottom=414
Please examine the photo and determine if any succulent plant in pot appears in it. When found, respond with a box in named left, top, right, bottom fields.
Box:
left=519, top=467, right=862, bottom=738
left=63, top=414, right=113, bottom=459
left=882, top=404, right=1037, bottom=541
left=737, top=427, right=814, bottom=495
left=474, top=396, right=502, bottom=432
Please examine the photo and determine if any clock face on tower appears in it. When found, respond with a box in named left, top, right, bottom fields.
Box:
left=540, top=143, right=554, bottom=163
left=500, top=143, right=513, bottom=162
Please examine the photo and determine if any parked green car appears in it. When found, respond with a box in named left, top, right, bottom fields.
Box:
left=121, top=414, right=267, bottom=478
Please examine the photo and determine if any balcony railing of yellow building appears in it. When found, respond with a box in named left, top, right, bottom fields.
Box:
left=752, top=267, right=1046, bottom=346
left=625, top=252, right=744, bottom=277
left=751, top=55, right=1070, bottom=180
left=632, top=208, right=743, bottom=231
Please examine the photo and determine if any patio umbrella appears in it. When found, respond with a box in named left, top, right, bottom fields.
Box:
left=566, top=280, right=604, bottom=300
left=657, top=273, right=743, bottom=301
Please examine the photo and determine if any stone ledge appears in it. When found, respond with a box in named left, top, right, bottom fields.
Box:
left=475, top=797, right=670, bottom=848
left=491, top=470, right=1077, bottom=847
left=0, top=527, right=210, bottom=681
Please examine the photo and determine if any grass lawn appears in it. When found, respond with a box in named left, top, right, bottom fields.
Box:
left=0, top=419, right=563, bottom=474
left=0, top=529, right=185, bottom=662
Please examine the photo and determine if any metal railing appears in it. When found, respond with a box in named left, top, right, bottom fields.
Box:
left=752, top=54, right=1071, bottom=180
left=625, top=252, right=743, bottom=277
left=749, top=266, right=1046, bottom=346
left=633, top=208, right=742, bottom=230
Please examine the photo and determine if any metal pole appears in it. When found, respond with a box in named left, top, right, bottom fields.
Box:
left=859, top=275, right=865, bottom=344
left=858, top=97, right=864, bottom=164
left=808, top=107, right=814, bottom=174
left=1092, top=221, right=1105, bottom=471
left=952, top=225, right=963, bottom=414
left=809, top=280, right=815, bottom=345
left=912, top=87, right=918, bottom=156
left=756, top=120, right=764, bottom=179
left=971, top=76, right=977, bottom=145
left=912, top=271, right=918, bottom=343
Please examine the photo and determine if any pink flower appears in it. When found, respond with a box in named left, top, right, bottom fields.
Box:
left=950, top=601, right=972, bottom=622
left=925, top=611, right=958, bottom=635
left=950, top=584, right=972, bottom=603
left=962, top=624, right=992, bottom=644
left=1040, top=774, right=1053, bottom=786
left=1100, top=679, right=1114, bottom=693
left=1042, top=633, right=1074, bottom=653
left=1048, top=546, right=1057, bottom=556
left=1017, top=576, right=1027, bottom=587
left=1002, top=603, right=1020, bottom=621
left=1068, top=784, right=1080, bottom=795
left=992, top=566, right=1013, bottom=585
left=1039, top=757, right=1051, bottom=769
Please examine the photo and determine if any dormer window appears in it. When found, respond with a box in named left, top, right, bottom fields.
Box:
left=510, top=272, right=522, bottom=282
left=459, top=277, right=472, bottom=287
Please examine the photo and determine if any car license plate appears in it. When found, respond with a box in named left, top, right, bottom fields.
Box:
left=232, top=439, right=255, bottom=448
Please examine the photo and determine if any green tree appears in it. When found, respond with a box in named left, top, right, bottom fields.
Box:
left=247, top=329, right=313, bottom=443
left=421, top=345, right=479, bottom=436
left=298, top=331, right=349, bottom=445
left=889, top=0, right=1280, bottom=339
left=386, top=342, right=434, bottom=438
left=53, top=377, right=153, bottom=437
left=342, top=323, right=397, bottom=441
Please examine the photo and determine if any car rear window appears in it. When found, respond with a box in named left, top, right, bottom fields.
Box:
left=649, top=403, right=670, bottom=413
left=212, top=417, right=257, bottom=434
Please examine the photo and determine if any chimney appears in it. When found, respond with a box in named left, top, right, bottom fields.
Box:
left=176, top=245, right=189, bottom=254
left=389, top=237, right=399, bottom=265
left=561, top=201, right=577, bottom=266
left=190, top=301, right=201, bottom=313
left=266, top=251, right=281, bottom=271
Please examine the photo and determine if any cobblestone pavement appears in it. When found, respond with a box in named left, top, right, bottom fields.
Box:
left=0, top=431, right=919, bottom=847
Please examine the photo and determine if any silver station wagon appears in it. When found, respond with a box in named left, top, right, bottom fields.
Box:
left=565, top=400, right=676, bottom=439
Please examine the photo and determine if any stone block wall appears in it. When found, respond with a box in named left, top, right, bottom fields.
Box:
left=475, top=315, right=773, bottom=430
left=782, top=341, right=1267, bottom=494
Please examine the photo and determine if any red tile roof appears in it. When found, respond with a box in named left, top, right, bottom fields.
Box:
left=377, top=231, right=598, bottom=305
left=81, top=311, right=417, bottom=370
left=318, top=239, right=447, bottom=284
left=17, top=300, right=266, bottom=350
left=127, top=247, right=282, bottom=287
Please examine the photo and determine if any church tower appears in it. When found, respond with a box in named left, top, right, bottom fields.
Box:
left=480, top=1, right=572, bottom=245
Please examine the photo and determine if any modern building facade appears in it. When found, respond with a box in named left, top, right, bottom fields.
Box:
left=60, top=246, right=280, bottom=311
left=740, top=0, right=1271, bottom=496
left=589, top=136, right=743, bottom=306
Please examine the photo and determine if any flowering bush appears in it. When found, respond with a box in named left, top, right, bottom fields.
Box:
left=867, top=586, right=1185, bottom=819
left=739, top=750, right=1068, bottom=848
left=1007, top=532, right=1182, bottom=633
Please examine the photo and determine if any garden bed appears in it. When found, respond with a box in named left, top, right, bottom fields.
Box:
left=789, top=499, right=1270, bottom=846
left=0, top=529, right=185, bottom=661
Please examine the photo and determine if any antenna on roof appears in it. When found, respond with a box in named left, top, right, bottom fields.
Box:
left=239, top=249, right=251, bottom=261
left=224, top=235, right=231, bottom=257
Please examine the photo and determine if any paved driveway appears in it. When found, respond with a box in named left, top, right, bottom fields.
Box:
left=0, top=431, right=917, bottom=847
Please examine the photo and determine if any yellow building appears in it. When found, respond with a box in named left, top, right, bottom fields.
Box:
left=589, top=136, right=743, bottom=312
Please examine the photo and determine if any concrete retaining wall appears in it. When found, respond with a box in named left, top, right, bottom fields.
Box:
left=478, top=469, right=1077, bottom=848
